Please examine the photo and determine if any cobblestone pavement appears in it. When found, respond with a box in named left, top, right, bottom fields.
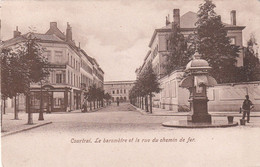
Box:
left=2, top=103, right=260, bottom=167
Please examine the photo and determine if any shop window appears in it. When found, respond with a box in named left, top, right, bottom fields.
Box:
left=53, top=92, right=64, bottom=109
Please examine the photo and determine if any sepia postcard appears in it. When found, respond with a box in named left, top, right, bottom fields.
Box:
left=1, top=0, right=260, bottom=167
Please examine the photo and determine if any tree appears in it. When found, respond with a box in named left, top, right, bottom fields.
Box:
left=96, top=88, right=104, bottom=108
left=141, top=63, right=161, bottom=113
left=163, top=24, right=191, bottom=75
left=104, top=93, right=112, bottom=106
left=1, top=48, right=11, bottom=131
left=85, top=84, right=98, bottom=110
left=195, top=0, right=240, bottom=83
left=1, top=48, right=11, bottom=116
left=1, top=48, right=28, bottom=121
left=239, top=34, right=260, bottom=81
left=15, top=33, right=49, bottom=124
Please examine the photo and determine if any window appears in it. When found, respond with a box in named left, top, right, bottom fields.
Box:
left=112, top=91, right=115, bottom=94
left=68, top=71, right=70, bottom=84
left=117, top=90, right=119, bottom=94
left=74, top=74, right=75, bottom=86
left=230, top=37, right=236, bottom=45
left=56, top=74, right=62, bottom=83
left=166, top=40, right=169, bottom=51
left=45, top=50, right=51, bottom=61
left=54, top=51, right=63, bottom=63
left=124, top=89, right=126, bottom=94
left=71, top=73, right=73, bottom=85
left=120, top=90, right=122, bottom=93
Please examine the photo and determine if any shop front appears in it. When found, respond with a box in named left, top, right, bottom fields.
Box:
left=29, top=85, right=71, bottom=113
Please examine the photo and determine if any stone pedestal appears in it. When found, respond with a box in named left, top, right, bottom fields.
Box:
left=188, top=98, right=212, bottom=123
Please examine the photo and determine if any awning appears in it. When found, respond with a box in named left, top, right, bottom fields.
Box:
left=206, top=75, right=217, bottom=87
left=179, top=76, right=193, bottom=88
left=180, top=75, right=217, bottom=88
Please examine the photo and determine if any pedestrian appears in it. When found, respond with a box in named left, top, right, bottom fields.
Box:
left=82, top=100, right=87, bottom=113
left=241, top=95, right=254, bottom=123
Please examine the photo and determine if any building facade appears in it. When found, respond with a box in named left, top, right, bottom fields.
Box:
left=137, top=9, right=247, bottom=112
left=1, top=22, right=104, bottom=112
left=137, top=9, right=245, bottom=78
left=104, top=81, right=135, bottom=102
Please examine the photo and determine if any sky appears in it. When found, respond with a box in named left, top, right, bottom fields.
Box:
left=1, top=0, right=260, bottom=81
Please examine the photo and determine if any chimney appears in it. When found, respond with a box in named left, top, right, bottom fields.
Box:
left=13, top=26, right=21, bottom=38
left=66, top=22, right=72, bottom=41
left=50, top=22, right=57, bottom=29
left=230, top=10, right=236, bottom=26
left=165, top=14, right=170, bottom=26
left=173, top=9, right=180, bottom=27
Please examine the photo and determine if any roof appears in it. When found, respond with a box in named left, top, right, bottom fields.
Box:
left=32, top=33, right=64, bottom=42
left=45, top=25, right=66, bottom=40
left=80, top=49, right=104, bottom=73
left=104, top=80, right=136, bottom=85
left=98, top=67, right=104, bottom=74
left=2, top=32, right=64, bottom=47
left=80, top=49, right=94, bottom=65
left=144, top=50, right=151, bottom=61
left=149, top=11, right=246, bottom=47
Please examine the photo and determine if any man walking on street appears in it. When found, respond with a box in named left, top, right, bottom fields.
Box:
left=242, top=95, right=254, bottom=123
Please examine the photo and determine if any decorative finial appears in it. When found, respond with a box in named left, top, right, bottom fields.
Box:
left=193, top=50, right=201, bottom=60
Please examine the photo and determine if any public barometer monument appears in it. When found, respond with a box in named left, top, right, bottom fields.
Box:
left=180, top=51, right=217, bottom=123
left=162, top=51, right=238, bottom=128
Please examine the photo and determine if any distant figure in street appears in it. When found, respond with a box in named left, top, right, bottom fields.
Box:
left=117, top=100, right=119, bottom=106
left=241, top=95, right=254, bottom=123
left=82, top=100, right=87, bottom=113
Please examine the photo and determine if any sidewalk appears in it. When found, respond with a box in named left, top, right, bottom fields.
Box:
left=133, top=105, right=260, bottom=117
left=1, top=112, right=52, bottom=137
left=1, top=105, right=108, bottom=137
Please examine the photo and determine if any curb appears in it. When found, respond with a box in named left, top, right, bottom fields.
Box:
left=2, top=121, right=52, bottom=137
left=130, top=104, right=260, bottom=117
left=130, top=104, right=151, bottom=115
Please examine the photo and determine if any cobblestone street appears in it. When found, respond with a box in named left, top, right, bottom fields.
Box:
left=2, top=103, right=260, bottom=167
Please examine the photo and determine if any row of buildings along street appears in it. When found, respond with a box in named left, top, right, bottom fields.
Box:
left=1, top=22, right=104, bottom=113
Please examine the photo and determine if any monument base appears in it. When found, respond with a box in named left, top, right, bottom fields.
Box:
left=187, top=114, right=212, bottom=123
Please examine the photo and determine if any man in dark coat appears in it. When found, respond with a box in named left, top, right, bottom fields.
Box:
left=242, top=95, right=254, bottom=123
